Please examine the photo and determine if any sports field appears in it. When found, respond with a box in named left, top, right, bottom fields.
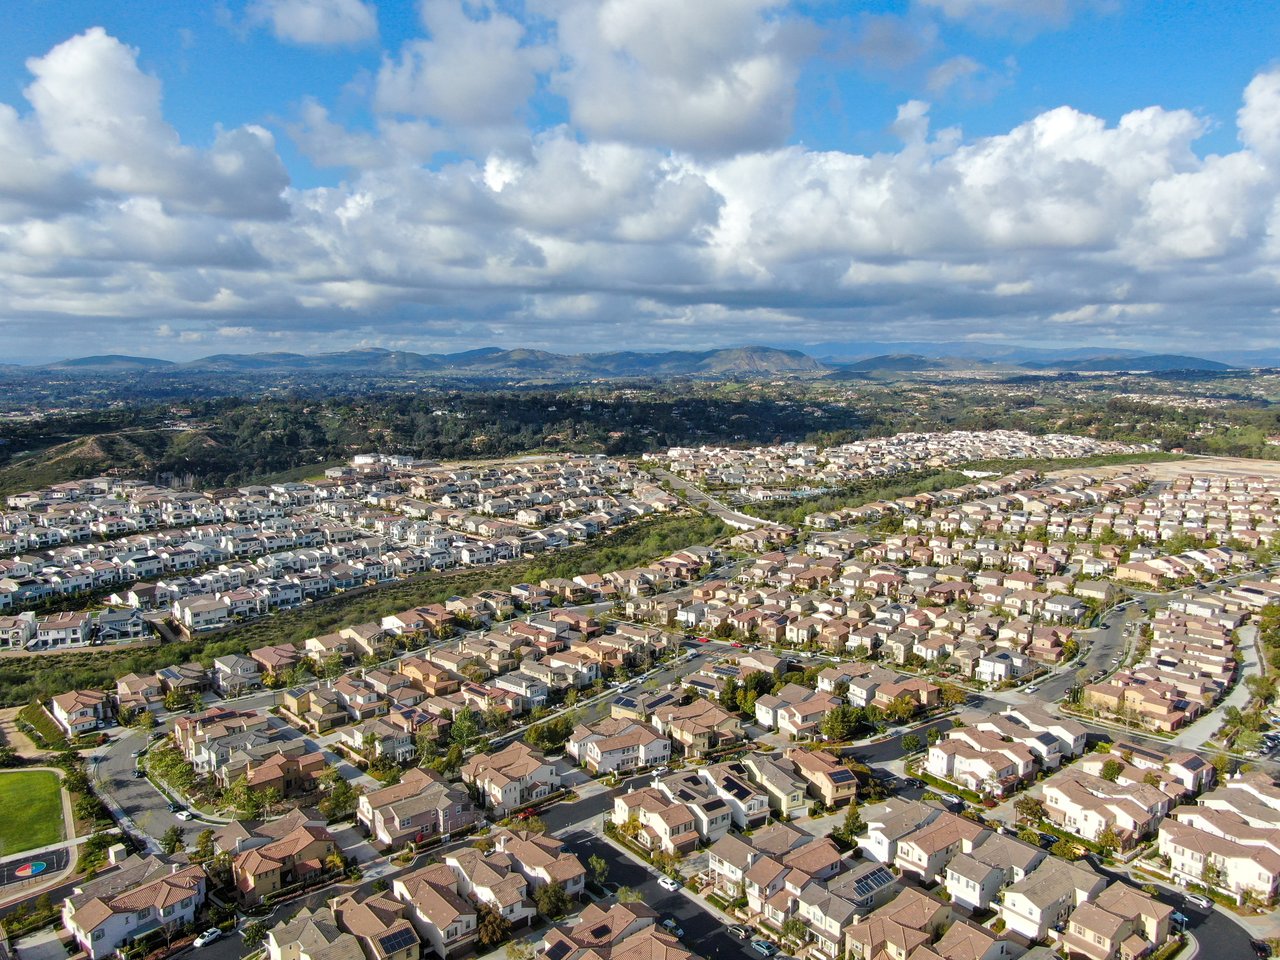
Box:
left=0, top=770, right=65, bottom=855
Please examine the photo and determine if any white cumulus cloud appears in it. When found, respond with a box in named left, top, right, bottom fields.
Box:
left=249, top=0, right=378, bottom=45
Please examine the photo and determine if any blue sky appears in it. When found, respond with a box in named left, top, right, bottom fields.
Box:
left=1, top=0, right=1279, bottom=361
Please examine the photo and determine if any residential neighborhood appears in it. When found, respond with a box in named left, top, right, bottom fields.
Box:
left=5, top=437, right=1280, bottom=960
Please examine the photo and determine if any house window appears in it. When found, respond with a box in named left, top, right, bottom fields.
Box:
left=92, top=930, right=104, bottom=942
left=137, top=907, right=152, bottom=920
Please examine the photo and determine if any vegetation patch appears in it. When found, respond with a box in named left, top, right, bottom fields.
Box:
left=0, top=769, right=65, bottom=855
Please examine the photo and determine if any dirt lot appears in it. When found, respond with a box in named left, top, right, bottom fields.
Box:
left=1046, top=455, right=1280, bottom=482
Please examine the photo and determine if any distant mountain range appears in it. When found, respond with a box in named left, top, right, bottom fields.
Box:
left=27, top=346, right=827, bottom=379
left=798, top=339, right=1269, bottom=368
left=12, top=343, right=1253, bottom=380
left=1019, top=354, right=1234, bottom=372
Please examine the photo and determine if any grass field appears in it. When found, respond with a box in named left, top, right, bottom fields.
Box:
left=0, top=770, right=65, bottom=855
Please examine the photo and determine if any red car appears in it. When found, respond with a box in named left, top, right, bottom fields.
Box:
left=696, top=637, right=711, bottom=643
left=731, top=641, right=744, bottom=648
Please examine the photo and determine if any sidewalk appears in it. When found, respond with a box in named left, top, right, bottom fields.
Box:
left=1170, top=625, right=1260, bottom=750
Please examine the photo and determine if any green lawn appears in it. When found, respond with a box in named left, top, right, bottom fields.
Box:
left=0, top=770, right=65, bottom=855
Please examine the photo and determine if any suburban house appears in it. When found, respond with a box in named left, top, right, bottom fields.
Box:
left=62, top=854, right=207, bottom=960
left=232, top=821, right=338, bottom=905
left=651, top=699, right=743, bottom=757
left=1061, top=884, right=1174, bottom=960
left=50, top=689, right=113, bottom=736
left=264, top=906, right=364, bottom=960
left=392, top=862, right=477, bottom=960
left=460, top=742, right=560, bottom=817
left=566, top=718, right=671, bottom=775
left=998, top=858, right=1105, bottom=942
left=786, top=748, right=859, bottom=808
left=357, top=768, right=479, bottom=850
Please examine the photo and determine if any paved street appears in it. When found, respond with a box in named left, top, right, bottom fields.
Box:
left=558, top=830, right=749, bottom=960
left=650, top=468, right=770, bottom=531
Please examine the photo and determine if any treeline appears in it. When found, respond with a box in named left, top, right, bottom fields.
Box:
left=0, top=512, right=728, bottom=707
left=0, top=390, right=867, bottom=497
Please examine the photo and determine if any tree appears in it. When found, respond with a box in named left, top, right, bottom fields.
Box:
left=477, top=903, right=512, bottom=949
left=901, top=733, right=922, bottom=753
left=192, top=829, right=216, bottom=863
left=940, top=685, right=968, bottom=707
left=322, top=653, right=346, bottom=679
left=160, top=825, right=185, bottom=855
left=781, top=917, right=808, bottom=945
left=163, top=689, right=194, bottom=711
left=534, top=881, right=572, bottom=919
left=720, top=678, right=740, bottom=713
left=1211, top=753, right=1233, bottom=779
left=927, top=726, right=942, bottom=745
left=1014, top=795, right=1045, bottom=823
left=1050, top=838, right=1082, bottom=861
left=834, top=803, right=865, bottom=846
left=1097, top=828, right=1121, bottom=855
left=588, top=855, right=610, bottom=887
left=242, top=921, right=268, bottom=948
left=452, top=708, right=481, bottom=745
left=617, top=886, right=643, bottom=903
left=1017, top=828, right=1041, bottom=845
left=318, top=768, right=362, bottom=822
left=74, top=794, right=103, bottom=824
left=1061, top=639, right=1080, bottom=661
left=222, top=774, right=266, bottom=818
left=506, top=940, right=536, bottom=960
left=1100, top=758, right=1124, bottom=782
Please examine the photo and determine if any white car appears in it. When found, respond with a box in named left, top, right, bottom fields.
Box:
left=193, top=929, right=222, bottom=948
left=174, top=810, right=193, bottom=821
left=1184, top=894, right=1212, bottom=911
left=657, top=876, right=681, bottom=892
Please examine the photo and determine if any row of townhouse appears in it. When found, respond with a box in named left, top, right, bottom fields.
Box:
left=666, top=558, right=1082, bottom=678
left=1, top=454, right=667, bottom=628
left=1084, top=575, right=1280, bottom=731
left=853, top=796, right=1176, bottom=958
left=925, top=707, right=1087, bottom=796
left=0, top=606, right=154, bottom=651
left=262, top=828, right=590, bottom=960
left=656, top=432, right=1149, bottom=492
left=1158, top=772, right=1280, bottom=903
left=390, top=829, right=584, bottom=959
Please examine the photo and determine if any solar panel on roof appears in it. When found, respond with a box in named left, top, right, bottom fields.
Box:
left=828, top=769, right=856, bottom=783
left=377, top=930, right=419, bottom=954
left=546, top=943, right=572, bottom=960
left=852, top=866, right=894, bottom=898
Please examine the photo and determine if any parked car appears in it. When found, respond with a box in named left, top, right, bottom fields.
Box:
left=167, top=802, right=181, bottom=813
left=653, top=765, right=670, bottom=774
left=175, top=810, right=193, bottom=821
left=1184, top=894, right=1212, bottom=911
left=193, top=929, right=222, bottom=948
left=750, top=940, right=778, bottom=957
left=657, top=876, right=681, bottom=892
left=1251, top=941, right=1272, bottom=958
left=726, top=925, right=751, bottom=940
left=131, top=748, right=146, bottom=758
left=661, top=920, right=684, bottom=937
left=132, top=769, right=145, bottom=779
